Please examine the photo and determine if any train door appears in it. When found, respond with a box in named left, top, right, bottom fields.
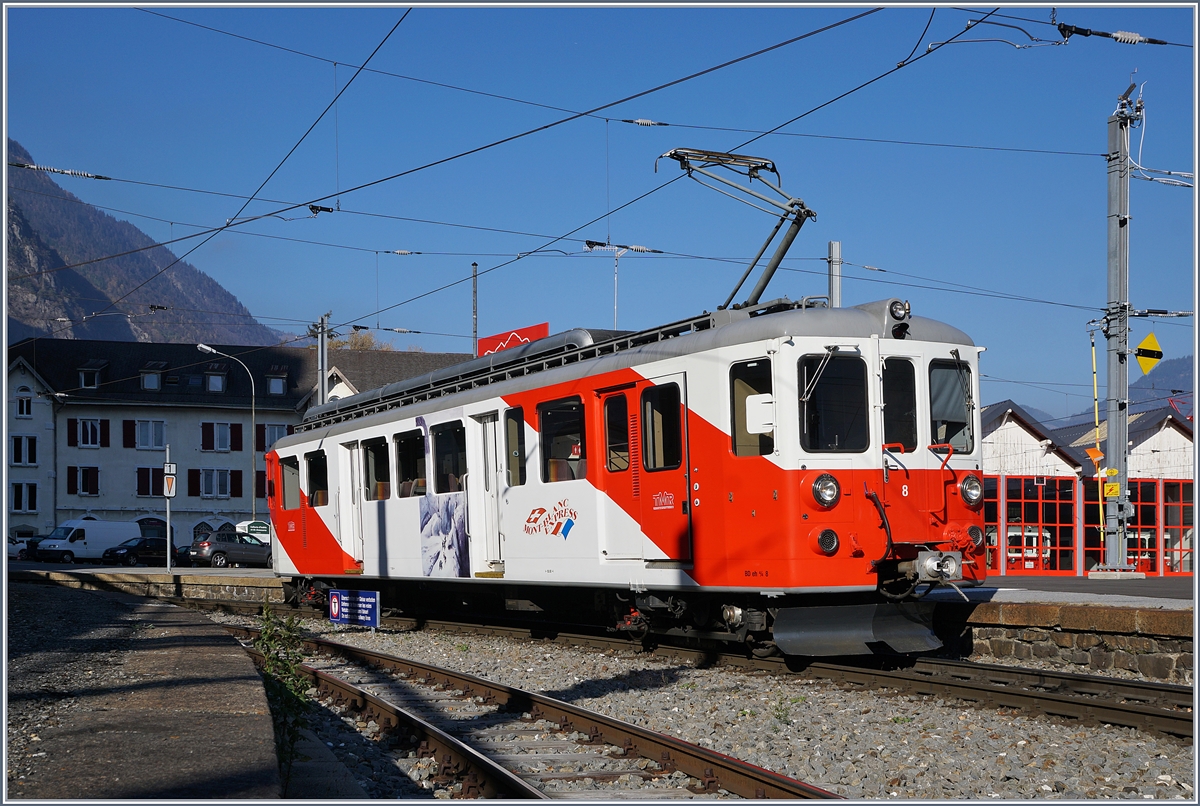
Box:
left=597, top=385, right=642, bottom=559
left=468, top=412, right=504, bottom=572
left=638, top=373, right=692, bottom=560
left=878, top=355, right=926, bottom=538
left=339, top=441, right=365, bottom=564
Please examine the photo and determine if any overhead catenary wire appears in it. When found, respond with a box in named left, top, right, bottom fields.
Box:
left=10, top=8, right=883, bottom=286
left=333, top=9, right=1001, bottom=333
left=55, top=11, right=413, bottom=336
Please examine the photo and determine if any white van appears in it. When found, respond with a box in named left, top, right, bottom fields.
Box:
left=36, top=519, right=142, bottom=564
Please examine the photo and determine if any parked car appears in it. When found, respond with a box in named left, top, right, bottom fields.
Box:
left=188, top=532, right=272, bottom=568
left=36, top=519, right=143, bottom=563
left=102, top=537, right=171, bottom=567
left=7, top=536, right=30, bottom=561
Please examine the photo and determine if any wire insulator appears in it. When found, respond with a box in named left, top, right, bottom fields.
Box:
left=1111, top=30, right=1147, bottom=45
left=626, top=244, right=651, bottom=252
left=628, top=119, right=665, bottom=126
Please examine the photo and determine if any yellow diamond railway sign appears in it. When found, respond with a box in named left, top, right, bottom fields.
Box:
left=1134, top=333, right=1163, bottom=375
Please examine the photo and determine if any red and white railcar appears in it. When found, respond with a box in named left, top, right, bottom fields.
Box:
left=266, top=296, right=987, bottom=656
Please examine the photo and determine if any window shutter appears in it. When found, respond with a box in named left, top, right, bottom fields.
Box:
left=152, top=468, right=164, bottom=497
left=67, top=419, right=78, bottom=447
left=124, top=420, right=136, bottom=448
left=256, top=470, right=267, bottom=499
left=230, top=423, right=243, bottom=452
left=256, top=424, right=266, bottom=452
left=137, top=467, right=150, bottom=496
left=99, top=420, right=110, bottom=448
left=67, top=466, right=78, bottom=495
left=201, top=422, right=214, bottom=451
left=188, top=468, right=201, bottom=497
left=230, top=470, right=243, bottom=498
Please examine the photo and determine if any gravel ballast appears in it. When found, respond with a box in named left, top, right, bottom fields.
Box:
left=8, top=583, right=1193, bottom=801
left=213, top=612, right=1195, bottom=800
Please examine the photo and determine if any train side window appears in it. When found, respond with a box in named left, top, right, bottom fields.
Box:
left=394, top=430, right=427, bottom=497
left=539, top=397, right=586, bottom=482
left=642, top=383, right=682, bottom=471
left=882, top=358, right=918, bottom=452
left=280, top=456, right=301, bottom=510
left=432, top=422, right=466, bottom=493
left=730, top=359, right=774, bottom=456
left=798, top=355, right=869, bottom=452
left=604, top=396, right=630, bottom=471
left=929, top=359, right=974, bottom=452
left=363, top=438, right=390, bottom=500
left=504, top=409, right=526, bottom=486
left=306, top=451, right=328, bottom=507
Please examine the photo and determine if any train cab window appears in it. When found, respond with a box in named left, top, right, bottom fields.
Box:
left=431, top=422, right=466, bottom=493
left=504, top=409, right=526, bottom=486
left=280, top=456, right=301, bottom=510
left=642, top=384, right=682, bottom=471
left=929, top=360, right=974, bottom=453
left=604, top=396, right=630, bottom=471
left=799, top=355, right=868, bottom=452
left=882, top=358, right=917, bottom=452
left=306, top=451, right=328, bottom=507
left=730, top=359, right=774, bottom=456
left=363, top=438, right=390, bottom=500
left=539, top=398, right=586, bottom=482
left=394, top=430, right=427, bottom=497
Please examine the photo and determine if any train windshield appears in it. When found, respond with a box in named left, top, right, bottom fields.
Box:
left=929, top=360, right=974, bottom=453
left=798, top=355, right=868, bottom=452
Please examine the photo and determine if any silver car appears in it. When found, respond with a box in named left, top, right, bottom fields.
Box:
left=188, top=532, right=272, bottom=568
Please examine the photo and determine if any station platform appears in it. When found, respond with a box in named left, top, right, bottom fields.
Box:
left=6, top=581, right=281, bottom=799
left=5, top=577, right=373, bottom=800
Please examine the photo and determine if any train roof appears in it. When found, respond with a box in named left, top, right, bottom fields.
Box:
left=299, top=297, right=974, bottom=431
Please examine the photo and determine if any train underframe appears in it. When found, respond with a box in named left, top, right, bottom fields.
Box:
left=284, top=566, right=975, bottom=657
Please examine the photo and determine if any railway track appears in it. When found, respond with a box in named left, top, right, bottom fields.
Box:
left=186, top=598, right=1192, bottom=742
left=226, top=625, right=840, bottom=799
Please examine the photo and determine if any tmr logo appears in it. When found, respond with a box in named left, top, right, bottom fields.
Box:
left=652, top=491, right=675, bottom=511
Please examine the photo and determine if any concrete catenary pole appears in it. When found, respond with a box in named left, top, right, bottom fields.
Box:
left=828, top=241, right=842, bottom=308
left=1099, top=85, right=1142, bottom=572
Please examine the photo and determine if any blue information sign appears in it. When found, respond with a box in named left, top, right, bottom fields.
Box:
left=328, top=589, right=381, bottom=628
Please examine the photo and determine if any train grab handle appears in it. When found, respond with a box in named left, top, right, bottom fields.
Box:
left=928, top=443, right=954, bottom=471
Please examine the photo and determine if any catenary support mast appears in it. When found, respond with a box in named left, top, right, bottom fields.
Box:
left=1098, top=84, right=1142, bottom=573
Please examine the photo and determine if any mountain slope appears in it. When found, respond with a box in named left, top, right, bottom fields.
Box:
left=7, top=138, right=289, bottom=346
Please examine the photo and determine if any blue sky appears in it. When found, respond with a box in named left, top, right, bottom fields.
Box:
left=5, top=4, right=1195, bottom=421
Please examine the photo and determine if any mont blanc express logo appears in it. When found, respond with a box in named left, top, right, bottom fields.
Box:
left=524, top=499, right=578, bottom=539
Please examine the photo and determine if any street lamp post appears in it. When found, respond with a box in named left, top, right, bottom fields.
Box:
left=197, top=344, right=256, bottom=523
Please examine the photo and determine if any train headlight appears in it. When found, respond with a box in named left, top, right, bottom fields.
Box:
left=817, top=529, right=839, bottom=554
left=812, top=474, right=841, bottom=508
left=960, top=474, right=983, bottom=507
left=889, top=299, right=911, bottom=321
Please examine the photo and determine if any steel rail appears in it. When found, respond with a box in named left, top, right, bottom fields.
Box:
left=909, top=656, right=1194, bottom=711
left=188, top=599, right=1192, bottom=740
left=803, top=661, right=1193, bottom=739
left=237, top=639, right=548, bottom=799
left=227, top=625, right=842, bottom=799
